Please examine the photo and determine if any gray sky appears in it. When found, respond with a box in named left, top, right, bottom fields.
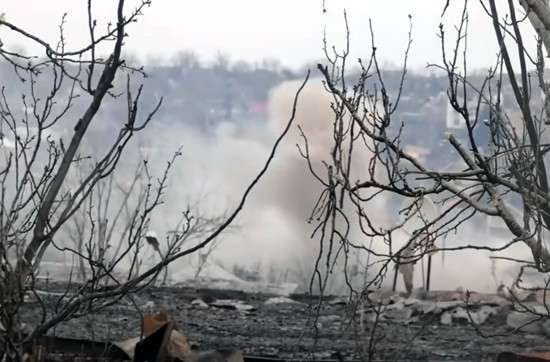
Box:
left=1, top=1, right=538, bottom=71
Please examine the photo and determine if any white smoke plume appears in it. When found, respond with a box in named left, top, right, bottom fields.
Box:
left=255, top=77, right=546, bottom=295
left=26, top=74, right=546, bottom=295
left=259, top=78, right=391, bottom=293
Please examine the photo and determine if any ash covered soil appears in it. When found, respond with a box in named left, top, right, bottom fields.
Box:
left=19, top=283, right=549, bottom=361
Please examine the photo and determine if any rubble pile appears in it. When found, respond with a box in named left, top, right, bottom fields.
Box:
left=16, top=283, right=550, bottom=361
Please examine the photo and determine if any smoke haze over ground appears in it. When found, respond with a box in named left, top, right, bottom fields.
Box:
left=212, top=77, right=543, bottom=294
left=0, top=66, right=544, bottom=295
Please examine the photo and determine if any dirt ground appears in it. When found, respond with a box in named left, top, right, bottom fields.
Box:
left=19, top=283, right=550, bottom=361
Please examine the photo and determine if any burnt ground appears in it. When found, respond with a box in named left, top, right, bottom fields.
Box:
left=17, top=283, right=550, bottom=361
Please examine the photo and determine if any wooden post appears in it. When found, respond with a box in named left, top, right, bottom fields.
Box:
left=426, top=254, right=432, bottom=292
left=392, top=258, right=399, bottom=292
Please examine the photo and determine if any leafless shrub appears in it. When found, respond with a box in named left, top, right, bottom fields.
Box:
left=289, top=0, right=550, bottom=360
left=0, top=1, right=310, bottom=358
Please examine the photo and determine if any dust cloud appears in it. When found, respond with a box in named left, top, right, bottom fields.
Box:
left=243, top=77, right=542, bottom=295
left=25, top=75, right=544, bottom=295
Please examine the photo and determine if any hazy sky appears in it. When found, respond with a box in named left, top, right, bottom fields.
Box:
left=1, top=1, right=539, bottom=71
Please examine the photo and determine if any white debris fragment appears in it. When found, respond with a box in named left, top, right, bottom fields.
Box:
left=412, top=301, right=438, bottom=315
left=385, top=306, right=414, bottom=323
left=191, top=298, right=209, bottom=308
left=209, top=299, right=256, bottom=312
left=440, top=305, right=498, bottom=325
left=264, top=296, right=299, bottom=305
left=142, top=301, right=156, bottom=311
left=329, top=298, right=347, bottom=306
left=440, top=311, right=453, bottom=325
left=507, top=303, right=550, bottom=336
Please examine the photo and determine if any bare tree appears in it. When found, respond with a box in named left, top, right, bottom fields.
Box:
left=0, top=2, right=310, bottom=359
left=289, top=1, right=550, bottom=359
left=62, top=151, right=236, bottom=286
left=307, top=0, right=550, bottom=293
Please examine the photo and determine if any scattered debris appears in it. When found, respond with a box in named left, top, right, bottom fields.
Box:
left=384, top=304, right=414, bottom=323
left=115, top=313, right=194, bottom=361
left=327, top=298, right=347, bottom=306
left=361, top=293, right=503, bottom=326
left=142, top=300, right=156, bottom=311
left=506, top=304, right=550, bottom=337
left=496, top=284, right=550, bottom=306
left=209, top=299, right=256, bottom=312
left=134, top=320, right=173, bottom=362
left=366, top=290, right=404, bottom=304
left=18, top=283, right=550, bottom=361
left=111, top=312, right=246, bottom=362
left=264, top=297, right=300, bottom=305
left=191, top=298, right=209, bottom=309
left=440, top=305, right=498, bottom=325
